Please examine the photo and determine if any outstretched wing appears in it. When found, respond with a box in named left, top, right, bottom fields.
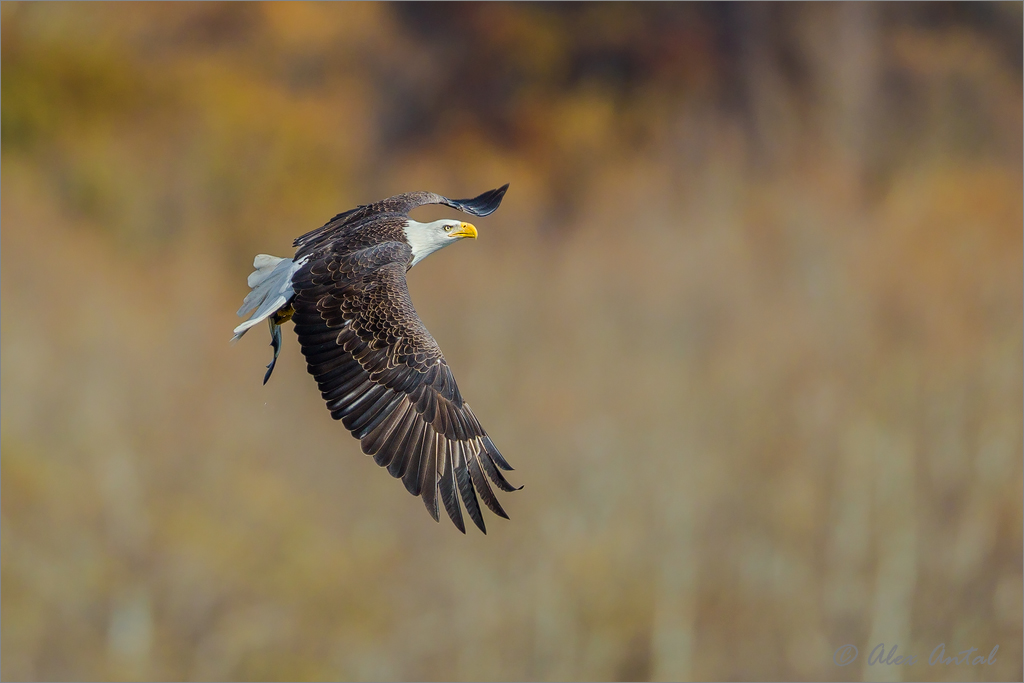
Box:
left=290, top=240, right=517, bottom=533
left=384, top=183, right=510, bottom=217
left=293, top=184, right=509, bottom=257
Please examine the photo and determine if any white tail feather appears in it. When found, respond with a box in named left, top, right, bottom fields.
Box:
left=232, top=254, right=303, bottom=341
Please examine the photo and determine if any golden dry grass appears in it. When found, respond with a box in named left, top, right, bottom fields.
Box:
left=1, top=3, right=1021, bottom=681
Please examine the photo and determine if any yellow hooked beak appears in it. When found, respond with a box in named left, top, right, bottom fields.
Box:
left=451, top=222, right=478, bottom=239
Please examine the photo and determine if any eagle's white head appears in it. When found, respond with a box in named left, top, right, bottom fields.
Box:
left=403, top=218, right=478, bottom=267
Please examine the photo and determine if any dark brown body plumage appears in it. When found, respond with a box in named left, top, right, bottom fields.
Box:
left=286, top=186, right=515, bottom=533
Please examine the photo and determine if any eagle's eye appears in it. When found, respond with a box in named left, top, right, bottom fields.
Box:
left=443, top=224, right=453, bottom=232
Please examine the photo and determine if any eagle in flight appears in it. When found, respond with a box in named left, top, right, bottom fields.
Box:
left=233, top=185, right=517, bottom=534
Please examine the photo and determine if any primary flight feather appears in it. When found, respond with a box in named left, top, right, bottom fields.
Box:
left=233, top=185, right=517, bottom=533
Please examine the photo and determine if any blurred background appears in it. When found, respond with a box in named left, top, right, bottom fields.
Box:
left=2, top=2, right=1021, bottom=681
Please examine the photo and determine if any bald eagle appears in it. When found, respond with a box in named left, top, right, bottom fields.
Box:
left=232, top=185, right=517, bottom=533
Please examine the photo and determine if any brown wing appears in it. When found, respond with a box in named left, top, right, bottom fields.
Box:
left=290, top=240, right=517, bottom=533
left=380, top=183, right=509, bottom=217
left=293, top=184, right=509, bottom=258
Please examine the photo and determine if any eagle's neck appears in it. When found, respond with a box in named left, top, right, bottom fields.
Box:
left=403, top=219, right=451, bottom=267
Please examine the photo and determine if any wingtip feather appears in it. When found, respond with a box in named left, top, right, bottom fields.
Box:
left=447, top=183, right=510, bottom=217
